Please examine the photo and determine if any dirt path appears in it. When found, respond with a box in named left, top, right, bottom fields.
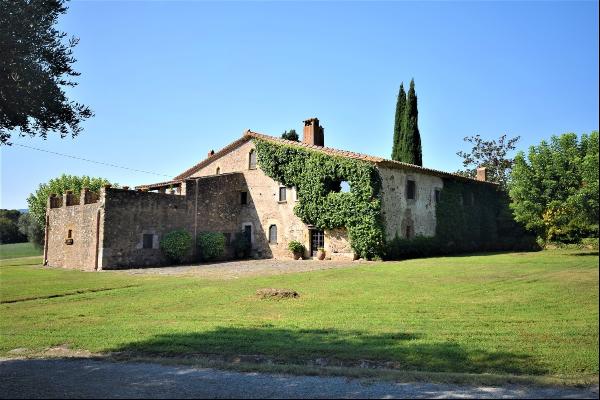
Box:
left=1, top=358, right=597, bottom=399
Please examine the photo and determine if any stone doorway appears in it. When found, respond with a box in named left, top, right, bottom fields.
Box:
left=310, top=229, right=324, bottom=257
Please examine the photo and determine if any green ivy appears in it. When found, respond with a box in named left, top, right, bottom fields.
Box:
left=254, top=139, right=385, bottom=258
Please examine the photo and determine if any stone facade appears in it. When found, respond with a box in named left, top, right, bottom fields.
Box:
left=45, top=120, right=495, bottom=271
left=378, top=166, right=443, bottom=240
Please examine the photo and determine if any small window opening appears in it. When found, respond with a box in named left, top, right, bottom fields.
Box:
left=241, top=191, right=248, bottom=205
left=216, top=167, right=221, bottom=175
left=67, top=229, right=72, bottom=239
left=143, top=234, right=154, bottom=249
left=434, top=189, right=441, bottom=204
left=249, top=149, right=257, bottom=169
left=406, top=180, right=416, bottom=200
left=405, top=225, right=413, bottom=239
left=269, top=225, right=277, bottom=244
left=278, top=186, right=287, bottom=202
left=223, top=232, right=231, bottom=245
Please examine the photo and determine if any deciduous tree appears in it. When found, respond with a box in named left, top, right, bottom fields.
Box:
left=509, top=132, right=599, bottom=243
left=456, top=134, right=520, bottom=189
left=0, top=0, right=92, bottom=145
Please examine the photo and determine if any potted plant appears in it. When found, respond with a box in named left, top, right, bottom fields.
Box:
left=288, top=241, right=305, bottom=260
left=317, top=247, right=326, bottom=260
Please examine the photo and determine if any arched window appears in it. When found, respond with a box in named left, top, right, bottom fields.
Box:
left=249, top=149, right=257, bottom=169
left=216, top=167, right=221, bottom=175
left=268, top=225, right=277, bottom=244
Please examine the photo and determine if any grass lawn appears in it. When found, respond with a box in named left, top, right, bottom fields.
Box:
left=0, top=242, right=42, bottom=260
left=0, top=250, right=597, bottom=385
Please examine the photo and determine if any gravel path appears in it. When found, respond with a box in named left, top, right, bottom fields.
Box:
left=1, top=358, right=597, bottom=399
left=115, top=259, right=371, bottom=279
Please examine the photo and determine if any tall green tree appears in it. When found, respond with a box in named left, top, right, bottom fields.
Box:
left=25, top=174, right=116, bottom=246
left=391, top=83, right=406, bottom=161
left=403, top=79, right=423, bottom=166
left=509, top=132, right=599, bottom=243
left=0, top=0, right=92, bottom=145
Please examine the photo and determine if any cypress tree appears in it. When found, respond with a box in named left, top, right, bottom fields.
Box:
left=391, top=83, right=407, bottom=161
left=403, top=79, right=423, bottom=166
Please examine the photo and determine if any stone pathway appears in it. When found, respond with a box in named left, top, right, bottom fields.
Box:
left=114, top=258, right=371, bottom=279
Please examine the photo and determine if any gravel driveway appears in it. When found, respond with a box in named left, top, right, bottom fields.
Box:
left=115, top=259, right=371, bottom=279
left=1, top=358, right=597, bottom=399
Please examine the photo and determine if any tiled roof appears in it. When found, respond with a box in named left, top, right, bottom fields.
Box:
left=245, top=131, right=497, bottom=185
left=139, top=130, right=496, bottom=187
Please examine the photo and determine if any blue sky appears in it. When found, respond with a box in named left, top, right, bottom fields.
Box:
left=1, top=1, right=598, bottom=209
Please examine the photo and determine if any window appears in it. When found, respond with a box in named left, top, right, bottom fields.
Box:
left=240, top=191, right=248, bottom=205
left=243, top=225, right=252, bottom=244
left=405, top=225, right=413, bottom=239
left=278, top=186, right=287, bottom=202
left=268, top=225, right=277, bottom=244
left=248, top=149, right=257, bottom=169
left=143, top=234, right=154, bottom=249
left=216, top=167, right=221, bottom=175
left=406, top=180, right=416, bottom=200
left=67, top=229, right=72, bottom=239
left=434, top=189, right=441, bottom=204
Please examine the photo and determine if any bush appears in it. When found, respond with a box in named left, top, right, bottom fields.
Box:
left=581, top=238, right=599, bottom=250
left=384, top=235, right=440, bottom=260
left=287, top=241, right=305, bottom=254
left=159, top=230, right=192, bottom=263
left=197, top=232, right=226, bottom=261
left=232, top=233, right=251, bottom=259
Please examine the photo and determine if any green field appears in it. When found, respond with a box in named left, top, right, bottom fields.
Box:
left=0, top=242, right=42, bottom=260
left=0, top=250, right=597, bottom=384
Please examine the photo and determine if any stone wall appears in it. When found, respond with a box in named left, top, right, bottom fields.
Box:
left=188, top=140, right=326, bottom=259
left=45, top=191, right=102, bottom=271
left=101, top=188, right=191, bottom=269
left=378, top=166, right=444, bottom=240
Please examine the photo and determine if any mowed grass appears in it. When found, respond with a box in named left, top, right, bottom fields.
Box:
left=0, top=242, right=42, bottom=260
left=0, top=250, right=597, bottom=383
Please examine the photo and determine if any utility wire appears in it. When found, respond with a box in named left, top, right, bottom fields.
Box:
left=9, top=143, right=172, bottom=178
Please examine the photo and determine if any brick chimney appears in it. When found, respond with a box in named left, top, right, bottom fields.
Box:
left=302, top=118, right=324, bottom=147
left=476, top=167, right=488, bottom=182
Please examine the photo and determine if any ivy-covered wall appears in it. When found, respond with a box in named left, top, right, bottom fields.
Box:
left=254, top=139, right=385, bottom=258
left=386, top=178, right=538, bottom=259
left=254, top=138, right=536, bottom=260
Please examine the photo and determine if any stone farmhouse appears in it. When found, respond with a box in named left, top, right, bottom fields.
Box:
left=44, top=118, right=494, bottom=270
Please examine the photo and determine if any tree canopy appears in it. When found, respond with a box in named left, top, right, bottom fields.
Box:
left=456, top=134, right=520, bottom=189
left=25, top=174, right=115, bottom=246
left=0, top=0, right=92, bottom=145
left=281, top=129, right=299, bottom=142
left=509, top=132, right=599, bottom=243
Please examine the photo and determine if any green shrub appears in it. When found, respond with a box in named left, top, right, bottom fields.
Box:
left=232, top=233, right=252, bottom=259
left=197, top=232, right=226, bottom=261
left=581, top=238, right=599, bottom=250
left=160, top=230, right=192, bottom=263
left=384, top=235, right=440, bottom=260
left=287, top=241, right=305, bottom=254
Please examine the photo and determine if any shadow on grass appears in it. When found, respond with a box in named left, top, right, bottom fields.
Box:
left=571, top=251, right=599, bottom=257
left=110, top=327, right=546, bottom=376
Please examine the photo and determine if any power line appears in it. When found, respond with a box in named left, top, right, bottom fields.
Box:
left=10, top=143, right=172, bottom=178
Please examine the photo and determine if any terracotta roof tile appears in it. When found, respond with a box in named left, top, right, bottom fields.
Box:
left=141, top=130, right=497, bottom=187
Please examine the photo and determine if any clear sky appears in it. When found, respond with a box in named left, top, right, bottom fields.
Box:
left=1, top=1, right=598, bottom=209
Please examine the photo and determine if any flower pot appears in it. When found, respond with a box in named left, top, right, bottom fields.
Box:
left=317, top=249, right=326, bottom=260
